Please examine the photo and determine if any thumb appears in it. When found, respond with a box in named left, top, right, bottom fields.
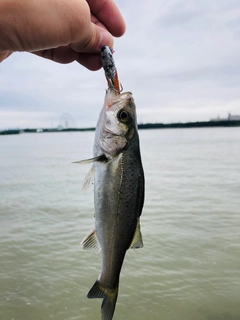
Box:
left=70, top=22, right=114, bottom=53
left=0, top=51, right=12, bottom=62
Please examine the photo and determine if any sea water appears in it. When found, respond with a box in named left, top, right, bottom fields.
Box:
left=0, top=128, right=240, bottom=320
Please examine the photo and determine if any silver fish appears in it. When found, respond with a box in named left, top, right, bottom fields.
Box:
left=78, top=47, right=144, bottom=320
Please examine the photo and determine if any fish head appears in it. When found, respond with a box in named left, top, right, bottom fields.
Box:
left=95, top=89, right=138, bottom=157
left=104, top=89, right=137, bottom=135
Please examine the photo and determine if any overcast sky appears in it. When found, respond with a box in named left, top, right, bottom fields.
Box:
left=1, top=0, right=240, bottom=129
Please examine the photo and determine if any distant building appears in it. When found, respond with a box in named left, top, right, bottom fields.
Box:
left=210, top=113, right=240, bottom=121
left=228, top=113, right=240, bottom=121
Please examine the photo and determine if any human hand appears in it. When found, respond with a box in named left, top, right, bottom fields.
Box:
left=0, top=0, right=125, bottom=70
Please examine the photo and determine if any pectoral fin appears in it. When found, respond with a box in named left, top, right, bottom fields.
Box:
left=72, top=154, right=108, bottom=164
left=73, top=154, right=108, bottom=191
left=81, top=229, right=101, bottom=253
left=130, top=219, right=143, bottom=249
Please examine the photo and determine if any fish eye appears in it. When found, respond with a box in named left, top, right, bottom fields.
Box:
left=118, top=110, right=131, bottom=123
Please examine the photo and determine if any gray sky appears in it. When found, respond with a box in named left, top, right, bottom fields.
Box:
left=1, top=0, right=240, bottom=129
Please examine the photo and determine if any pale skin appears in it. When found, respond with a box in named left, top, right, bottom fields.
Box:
left=0, top=0, right=125, bottom=70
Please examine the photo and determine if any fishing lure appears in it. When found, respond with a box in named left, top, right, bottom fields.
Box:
left=100, top=46, right=122, bottom=94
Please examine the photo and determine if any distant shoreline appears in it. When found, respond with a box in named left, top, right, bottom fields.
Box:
left=1, top=120, right=240, bottom=135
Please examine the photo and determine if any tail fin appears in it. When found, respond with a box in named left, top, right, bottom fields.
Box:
left=87, top=280, right=119, bottom=320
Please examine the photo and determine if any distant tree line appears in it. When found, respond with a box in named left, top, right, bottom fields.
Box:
left=137, top=120, right=240, bottom=129
left=1, top=120, right=240, bottom=135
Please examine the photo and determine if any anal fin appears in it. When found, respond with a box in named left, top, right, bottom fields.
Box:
left=130, top=219, right=143, bottom=249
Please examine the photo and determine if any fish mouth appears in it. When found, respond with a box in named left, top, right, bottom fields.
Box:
left=104, top=90, right=133, bottom=109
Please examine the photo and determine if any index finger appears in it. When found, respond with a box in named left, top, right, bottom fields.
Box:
left=86, top=0, right=126, bottom=37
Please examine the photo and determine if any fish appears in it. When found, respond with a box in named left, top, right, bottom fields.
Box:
left=78, top=47, right=145, bottom=320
